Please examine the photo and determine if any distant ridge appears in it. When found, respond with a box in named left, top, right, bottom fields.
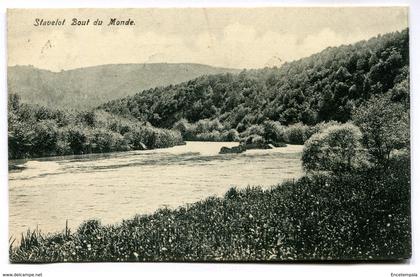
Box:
left=100, top=29, right=409, bottom=128
left=8, top=63, right=240, bottom=110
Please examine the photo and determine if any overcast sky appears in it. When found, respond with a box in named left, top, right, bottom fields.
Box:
left=8, top=7, right=408, bottom=71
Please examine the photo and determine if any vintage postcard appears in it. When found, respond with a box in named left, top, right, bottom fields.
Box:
left=7, top=7, right=410, bottom=262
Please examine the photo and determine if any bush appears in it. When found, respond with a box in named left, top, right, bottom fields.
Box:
left=352, top=94, right=409, bottom=167
left=173, top=118, right=229, bottom=141
left=8, top=120, right=36, bottom=159
left=173, top=118, right=194, bottom=140
left=196, top=130, right=222, bottom=141
left=308, top=121, right=340, bottom=138
left=62, top=125, right=91, bottom=155
left=33, top=120, right=59, bottom=155
left=242, top=134, right=265, bottom=145
left=283, top=123, right=311, bottom=144
left=302, top=123, right=364, bottom=172
left=241, top=124, right=265, bottom=138
left=152, top=128, right=183, bottom=148
left=195, top=118, right=224, bottom=134
left=262, top=120, right=285, bottom=143
left=77, top=219, right=102, bottom=236
left=8, top=96, right=185, bottom=159
left=270, top=141, right=287, bottom=147
left=55, top=136, right=71, bottom=156
left=222, top=129, right=240, bottom=142
left=123, top=127, right=151, bottom=150
left=90, top=128, right=130, bottom=153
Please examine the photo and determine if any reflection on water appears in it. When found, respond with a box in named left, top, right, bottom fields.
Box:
left=9, top=141, right=303, bottom=239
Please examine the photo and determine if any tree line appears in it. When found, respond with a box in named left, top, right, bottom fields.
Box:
left=8, top=94, right=183, bottom=159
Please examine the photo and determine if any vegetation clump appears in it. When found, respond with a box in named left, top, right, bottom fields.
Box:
left=8, top=95, right=184, bottom=159
left=352, top=94, right=409, bottom=167
left=302, top=123, right=365, bottom=172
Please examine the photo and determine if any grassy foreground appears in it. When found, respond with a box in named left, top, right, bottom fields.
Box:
left=10, top=155, right=410, bottom=263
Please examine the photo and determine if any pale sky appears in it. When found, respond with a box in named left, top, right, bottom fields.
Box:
left=7, top=7, right=408, bottom=71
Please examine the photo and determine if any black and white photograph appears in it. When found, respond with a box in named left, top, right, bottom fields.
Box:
left=1, top=3, right=418, bottom=274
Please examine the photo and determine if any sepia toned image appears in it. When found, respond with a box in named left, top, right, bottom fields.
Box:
left=7, top=7, right=410, bottom=262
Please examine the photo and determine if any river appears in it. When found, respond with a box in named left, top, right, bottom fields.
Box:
left=9, top=141, right=303, bottom=239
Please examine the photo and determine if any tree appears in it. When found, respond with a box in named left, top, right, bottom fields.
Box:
left=8, top=121, right=36, bottom=159
left=77, top=111, right=96, bottom=127
left=224, top=129, right=239, bottom=142
left=262, top=120, right=285, bottom=142
left=352, top=95, right=409, bottom=167
left=173, top=118, right=192, bottom=139
left=33, top=120, right=59, bottom=156
left=8, top=93, right=20, bottom=112
left=283, top=123, right=311, bottom=145
left=302, top=123, right=363, bottom=172
left=64, top=126, right=90, bottom=154
left=389, top=78, right=409, bottom=106
left=242, top=124, right=265, bottom=137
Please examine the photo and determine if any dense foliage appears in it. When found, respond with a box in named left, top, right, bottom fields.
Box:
left=353, top=94, right=409, bottom=167
left=100, top=29, right=408, bottom=131
left=10, top=153, right=410, bottom=262
left=302, top=123, right=364, bottom=172
left=8, top=94, right=183, bottom=159
left=172, top=117, right=319, bottom=146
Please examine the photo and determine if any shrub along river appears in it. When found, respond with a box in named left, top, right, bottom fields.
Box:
left=9, top=141, right=303, bottom=240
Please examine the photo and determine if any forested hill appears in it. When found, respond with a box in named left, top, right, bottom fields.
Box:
left=100, top=29, right=409, bottom=130
left=8, top=63, right=240, bottom=110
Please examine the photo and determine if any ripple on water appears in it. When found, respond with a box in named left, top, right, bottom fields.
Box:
left=9, top=142, right=303, bottom=239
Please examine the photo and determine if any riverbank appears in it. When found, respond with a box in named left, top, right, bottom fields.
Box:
left=10, top=154, right=410, bottom=262
left=9, top=142, right=303, bottom=241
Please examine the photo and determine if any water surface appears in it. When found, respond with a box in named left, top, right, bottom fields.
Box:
left=9, top=141, right=303, bottom=238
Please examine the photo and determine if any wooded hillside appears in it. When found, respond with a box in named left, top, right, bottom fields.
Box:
left=100, top=29, right=409, bottom=130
